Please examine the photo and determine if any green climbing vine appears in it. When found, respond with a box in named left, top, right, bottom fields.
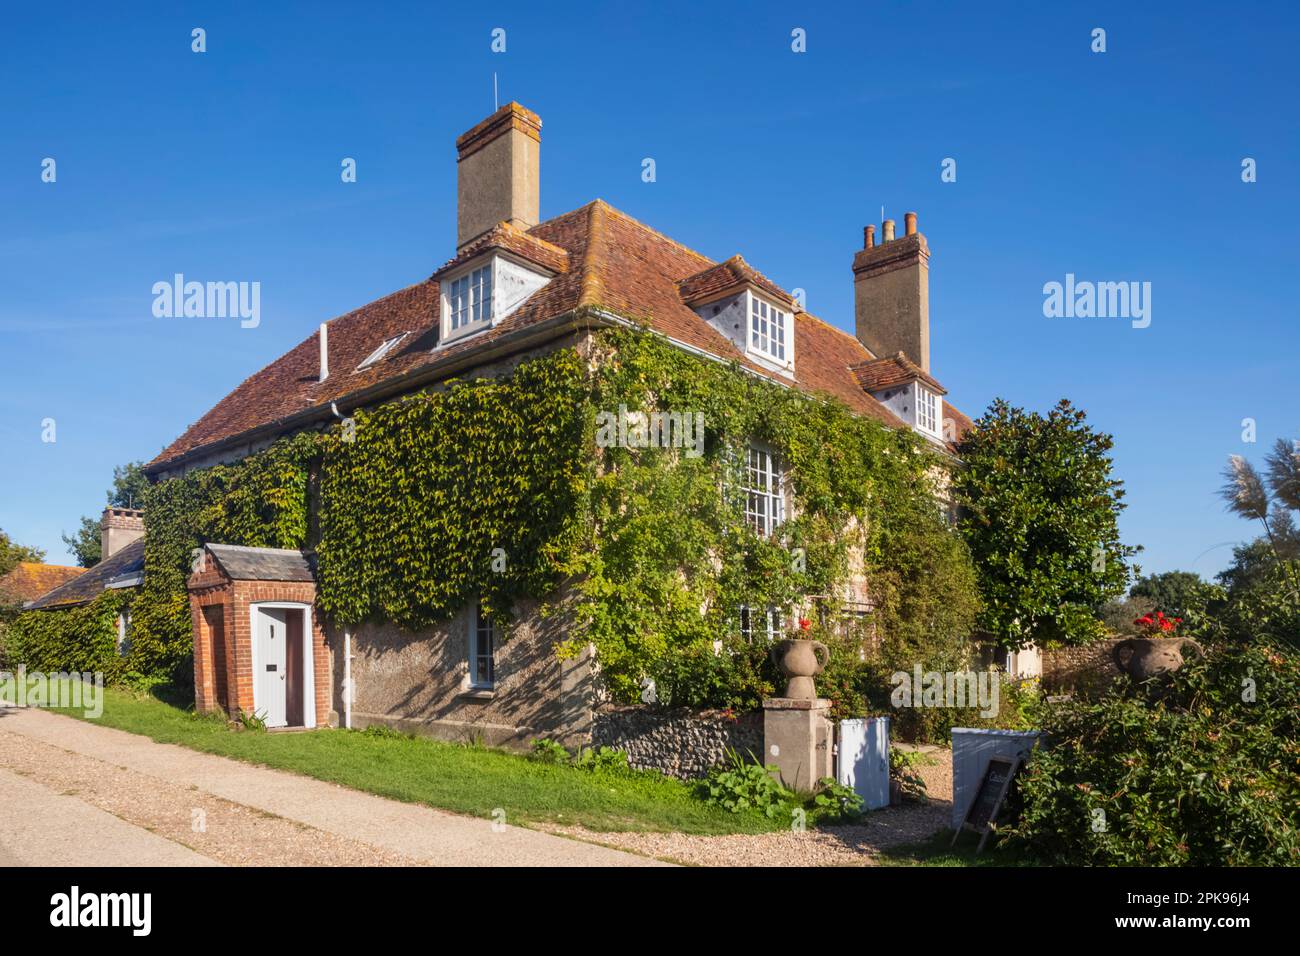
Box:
left=30, top=326, right=979, bottom=718
left=131, top=431, right=321, bottom=680
left=562, top=328, right=979, bottom=709
left=6, top=589, right=131, bottom=680
left=316, top=347, right=591, bottom=627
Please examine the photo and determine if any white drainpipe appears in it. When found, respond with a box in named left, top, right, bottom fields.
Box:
left=342, top=628, right=353, bottom=729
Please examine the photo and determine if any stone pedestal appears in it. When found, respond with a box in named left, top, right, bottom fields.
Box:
left=762, top=697, right=834, bottom=793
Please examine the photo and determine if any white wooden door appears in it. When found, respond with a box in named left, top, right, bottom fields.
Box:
left=256, top=608, right=289, bottom=728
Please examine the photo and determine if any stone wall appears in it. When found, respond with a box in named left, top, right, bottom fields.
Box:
left=340, top=591, right=592, bottom=749
left=1042, top=638, right=1123, bottom=695
left=590, top=705, right=763, bottom=779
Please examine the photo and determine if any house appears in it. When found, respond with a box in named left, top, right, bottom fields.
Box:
left=21, top=509, right=145, bottom=654
left=144, top=102, right=986, bottom=742
left=0, top=562, right=85, bottom=611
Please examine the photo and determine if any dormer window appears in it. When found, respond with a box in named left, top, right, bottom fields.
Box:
left=448, top=262, right=493, bottom=334
left=356, top=332, right=409, bottom=371
left=749, top=295, right=788, bottom=364
left=438, top=254, right=552, bottom=345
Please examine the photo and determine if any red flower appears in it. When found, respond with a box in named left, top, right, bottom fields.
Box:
left=798, top=618, right=811, bottom=631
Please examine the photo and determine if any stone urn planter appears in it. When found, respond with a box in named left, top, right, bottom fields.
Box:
left=1112, top=637, right=1203, bottom=682
left=770, top=638, right=829, bottom=700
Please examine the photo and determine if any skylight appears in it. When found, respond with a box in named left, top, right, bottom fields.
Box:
left=356, top=332, right=409, bottom=371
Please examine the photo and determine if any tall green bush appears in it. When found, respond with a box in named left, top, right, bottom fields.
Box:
left=1007, top=641, right=1299, bottom=865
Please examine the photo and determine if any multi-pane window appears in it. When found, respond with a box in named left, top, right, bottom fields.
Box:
left=448, top=263, right=493, bottom=332
left=916, top=385, right=941, bottom=436
left=739, top=605, right=785, bottom=643
left=744, top=446, right=785, bottom=537
left=356, top=332, right=408, bottom=371
left=749, top=295, right=787, bottom=363
left=471, top=603, right=496, bottom=689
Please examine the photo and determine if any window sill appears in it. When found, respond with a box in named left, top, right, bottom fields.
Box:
left=439, top=319, right=492, bottom=347
left=458, top=688, right=496, bottom=701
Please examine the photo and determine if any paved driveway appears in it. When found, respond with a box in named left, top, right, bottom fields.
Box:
left=0, top=707, right=663, bottom=867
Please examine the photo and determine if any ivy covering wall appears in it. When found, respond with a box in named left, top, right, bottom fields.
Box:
left=129, top=431, right=321, bottom=682
left=6, top=589, right=131, bottom=680
left=316, top=347, right=591, bottom=628
left=14, top=327, right=981, bottom=714
left=568, top=329, right=978, bottom=709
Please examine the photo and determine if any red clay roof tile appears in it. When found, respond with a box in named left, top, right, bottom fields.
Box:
left=0, top=562, right=86, bottom=605
left=149, top=199, right=972, bottom=470
left=849, top=352, right=948, bottom=395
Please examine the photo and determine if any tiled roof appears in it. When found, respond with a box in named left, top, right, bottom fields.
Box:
left=435, top=221, right=570, bottom=278
left=0, top=563, right=85, bottom=606
left=24, top=539, right=145, bottom=610
left=676, top=255, right=794, bottom=308
left=850, top=352, right=948, bottom=395
left=149, top=199, right=972, bottom=471
left=204, top=544, right=315, bottom=582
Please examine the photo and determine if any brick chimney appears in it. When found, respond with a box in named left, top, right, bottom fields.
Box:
left=853, top=211, right=931, bottom=372
left=101, top=507, right=144, bottom=560
left=455, top=102, right=541, bottom=252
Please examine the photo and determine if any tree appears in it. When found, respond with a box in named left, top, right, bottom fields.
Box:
left=0, top=529, right=45, bottom=579
left=1219, top=439, right=1300, bottom=600
left=1129, top=570, right=1205, bottom=617
left=953, top=398, right=1138, bottom=651
left=61, top=462, right=151, bottom=567
left=1216, top=436, right=1300, bottom=648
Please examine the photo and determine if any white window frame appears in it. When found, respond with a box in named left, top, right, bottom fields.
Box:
left=747, top=292, right=790, bottom=366
left=469, top=600, right=497, bottom=689
left=356, top=331, right=409, bottom=371
left=442, top=261, right=495, bottom=342
left=916, top=384, right=942, bottom=437
left=739, top=605, right=785, bottom=643
left=743, top=444, right=785, bottom=537
left=116, top=610, right=131, bottom=657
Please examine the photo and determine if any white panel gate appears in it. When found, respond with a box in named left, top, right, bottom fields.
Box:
left=837, top=717, right=890, bottom=810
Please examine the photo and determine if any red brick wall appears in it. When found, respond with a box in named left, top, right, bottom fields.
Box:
left=188, top=556, right=331, bottom=727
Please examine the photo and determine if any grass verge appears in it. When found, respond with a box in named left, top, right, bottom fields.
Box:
left=877, top=828, right=1037, bottom=866
left=45, top=682, right=784, bottom=836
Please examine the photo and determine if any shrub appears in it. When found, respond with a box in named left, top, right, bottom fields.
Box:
left=1005, top=641, right=1299, bottom=865
left=572, top=746, right=635, bottom=776
left=529, top=738, right=570, bottom=764
left=698, top=748, right=794, bottom=818
left=811, top=777, right=865, bottom=823
left=865, top=667, right=1038, bottom=745
left=236, top=709, right=268, bottom=732
left=889, top=748, right=930, bottom=803
left=358, top=723, right=414, bottom=740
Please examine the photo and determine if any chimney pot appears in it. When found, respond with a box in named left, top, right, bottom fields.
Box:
left=864, top=224, right=875, bottom=249
left=100, top=507, right=145, bottom=560
left=852, top=209, right=931, bottom=373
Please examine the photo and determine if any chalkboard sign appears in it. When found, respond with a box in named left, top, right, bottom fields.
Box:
left=952, top=756, right=1021, bottom=853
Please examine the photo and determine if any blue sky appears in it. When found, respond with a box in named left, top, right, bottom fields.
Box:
left=1, top=1, right=1296, bottom=579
